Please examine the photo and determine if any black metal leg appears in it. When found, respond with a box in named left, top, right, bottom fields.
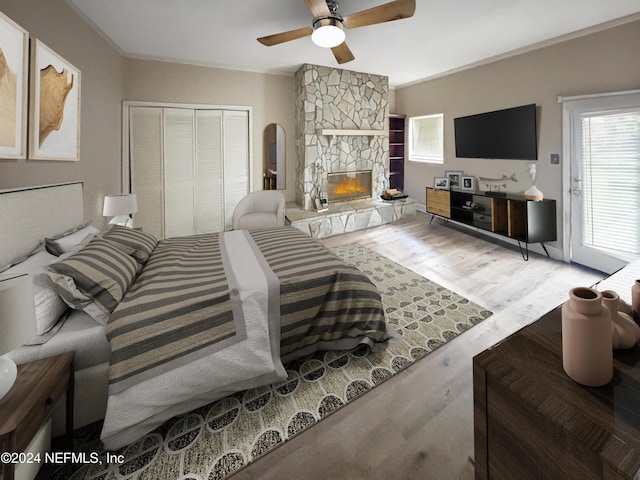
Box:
left=517, top=240, right=529, bottom=261
left=540, top=243, right=550, bottom=258
left=429, top=214, right=434, bottom=224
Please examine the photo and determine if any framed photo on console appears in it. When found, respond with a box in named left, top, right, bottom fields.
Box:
left=434, top=177, right=449, bottom=190
left=461, top=176, right=475, bottom=192
left=445, top=170, right=464, bottom=191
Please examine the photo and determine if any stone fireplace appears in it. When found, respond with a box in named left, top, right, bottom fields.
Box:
left=294, top=64, right=389, bottom=211
left=327, top=170, right=372, bottom=204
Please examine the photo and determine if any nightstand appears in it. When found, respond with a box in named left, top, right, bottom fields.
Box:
left=0, top=352, right=75, bottom=480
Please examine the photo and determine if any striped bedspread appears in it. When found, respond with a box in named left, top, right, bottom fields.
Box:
left=101, top=227, right=389, bottom=449
left=107, top=226, right=389, bottom=393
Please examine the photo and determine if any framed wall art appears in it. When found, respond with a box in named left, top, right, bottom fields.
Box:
left=29, top=39, right=81, bottom=161
left=0, top=11, right=28, bottom=159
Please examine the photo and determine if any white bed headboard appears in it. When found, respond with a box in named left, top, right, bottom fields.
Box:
left=0, top=182, right=84, bottom=268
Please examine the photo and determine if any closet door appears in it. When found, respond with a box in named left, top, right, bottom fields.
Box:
left=164, top=108, right=195, bottom=238
left=195, top=110, right=224, bottom=234
left=223, top=110, right=249, bottom=230
left=129, top=107, right=163, bottom=239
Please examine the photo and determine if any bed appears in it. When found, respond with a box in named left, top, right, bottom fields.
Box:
left=1, top=182, right=392, bottom=450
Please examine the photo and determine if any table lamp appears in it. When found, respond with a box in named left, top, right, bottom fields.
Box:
left=103, top=193, right=138, bottom=227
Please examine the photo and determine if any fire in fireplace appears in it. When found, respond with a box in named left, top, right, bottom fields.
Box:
left=327, top=170, right=372, bottom=204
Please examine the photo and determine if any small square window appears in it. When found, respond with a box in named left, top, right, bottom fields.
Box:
left=408, top=114, right=444, bottom=164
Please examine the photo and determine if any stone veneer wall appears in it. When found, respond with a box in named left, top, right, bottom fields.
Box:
left=295, top=64, right=389, bottom=211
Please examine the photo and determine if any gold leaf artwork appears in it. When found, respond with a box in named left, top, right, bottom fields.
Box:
left=39, top=64, right=74, bottom=146
left=0, top=47, right=17, bottom=148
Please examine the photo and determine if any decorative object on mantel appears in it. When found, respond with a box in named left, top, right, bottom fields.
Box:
left=478, top=173, right=518, bottom=197
left=602, top=290, right=640, bottom=349
left=633, top=279, right=640, bottom=320
left=103, top=194, right=138, bottom=228
left=561, top=287, right=612, bottom=387
left=524, top=162, right=544, bottom=201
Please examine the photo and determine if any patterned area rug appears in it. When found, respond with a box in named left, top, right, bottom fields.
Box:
left=53, top=244, right=492, bottom=480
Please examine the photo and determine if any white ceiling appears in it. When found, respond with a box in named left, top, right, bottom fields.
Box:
left=66, top=0, right=640, bottom=87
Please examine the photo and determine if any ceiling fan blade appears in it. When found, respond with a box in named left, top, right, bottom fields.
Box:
left=305, top=0, right=331, bottom=18
left=331, top=42, right=355, bottom=64
left=343, top=0, right=416, bottom=29
left=257, top=27, right=313, bottom=46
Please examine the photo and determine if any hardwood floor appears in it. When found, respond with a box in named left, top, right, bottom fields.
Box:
left=233, top=213, right=604, bottom=480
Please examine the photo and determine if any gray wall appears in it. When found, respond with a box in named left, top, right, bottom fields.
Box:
left=395, top=20, right=640, bottom=249
left=123, top=59, right=296, bottom=202
left=0, top=0, right=125, bottom=226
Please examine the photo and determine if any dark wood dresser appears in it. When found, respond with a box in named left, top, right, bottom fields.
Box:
left=473, top=266, right=640, bottom=479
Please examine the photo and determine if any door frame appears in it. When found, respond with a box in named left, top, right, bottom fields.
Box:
left=561, top=89, right=640, bottom=270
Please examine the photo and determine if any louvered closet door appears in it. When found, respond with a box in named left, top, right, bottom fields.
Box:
left=164, top=109, right=196, bottom=238
left=195, top=110, right=224, bottom=234
left=129, top=107, right=163, bottom=239
left=223, top=110, right=250, bottom=230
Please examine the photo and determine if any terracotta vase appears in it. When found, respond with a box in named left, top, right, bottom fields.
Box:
left=602, top=290, right=640, bottom=349
left=561, top=287, right=612, bottom=386
left=633, top=279, right=640, bottom=321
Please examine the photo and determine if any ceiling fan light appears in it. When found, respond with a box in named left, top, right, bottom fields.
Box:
left=312, top=18, right=345, bottom=48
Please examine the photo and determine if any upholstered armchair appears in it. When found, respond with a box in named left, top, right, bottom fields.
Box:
left=232, top=190, right=286, bottom=230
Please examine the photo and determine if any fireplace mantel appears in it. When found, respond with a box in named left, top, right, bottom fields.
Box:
left=317, top=128, right=387, bottom=136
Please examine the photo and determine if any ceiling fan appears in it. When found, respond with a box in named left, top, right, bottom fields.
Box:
left=257, top=0, right=416, bottom=64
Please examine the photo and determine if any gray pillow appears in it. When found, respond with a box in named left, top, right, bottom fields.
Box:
left=46, top=236, right=140, bottom=325
left=102, top=226, right=158, bottom=264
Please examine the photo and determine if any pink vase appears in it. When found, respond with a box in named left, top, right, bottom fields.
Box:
left=632, top=279, right=640, bottom=321
left=562, top=287, right=612, bottom=386
left=602, top=290, right=640, bottom=349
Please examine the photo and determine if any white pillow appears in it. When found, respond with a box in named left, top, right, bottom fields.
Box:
left=45, top=225, right=100, bottom=256
left=4, top=250, right=68, bottom=336
left=4, top=250, right=58, bottom=274
left=32, top=269, right=69, bottom=335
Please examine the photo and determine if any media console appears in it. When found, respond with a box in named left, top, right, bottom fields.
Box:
left=425, top=187, right=557, bottom=260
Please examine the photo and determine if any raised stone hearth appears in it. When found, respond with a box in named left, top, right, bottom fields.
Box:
left=286, top=198, right=416, bottom=239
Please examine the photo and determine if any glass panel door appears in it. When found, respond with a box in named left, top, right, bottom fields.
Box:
left=566, top=93, right=640, bottom=273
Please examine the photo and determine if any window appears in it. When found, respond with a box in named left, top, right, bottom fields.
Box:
left=408, top=114, right=444, bottom=163
left=581, top=108, right=640, bottom=256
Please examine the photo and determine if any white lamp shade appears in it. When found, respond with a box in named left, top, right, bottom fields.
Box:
left=312, top=18, right=346, bottom=48
left=0, top=356, right=17, bottom=400
left=103, top=194, right=138, bottom=216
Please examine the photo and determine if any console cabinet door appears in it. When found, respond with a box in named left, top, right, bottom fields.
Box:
left=426, top=188, right=451, bottom=218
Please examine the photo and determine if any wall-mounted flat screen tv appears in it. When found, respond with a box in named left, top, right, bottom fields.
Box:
left=454, top=104, right=538, bottom=160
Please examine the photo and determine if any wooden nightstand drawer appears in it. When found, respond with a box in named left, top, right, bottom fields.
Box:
left=0, top=352, right=75, bottom=480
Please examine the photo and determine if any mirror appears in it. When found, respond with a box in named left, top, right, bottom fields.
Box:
left=263, top=123, right=285, bottom=190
